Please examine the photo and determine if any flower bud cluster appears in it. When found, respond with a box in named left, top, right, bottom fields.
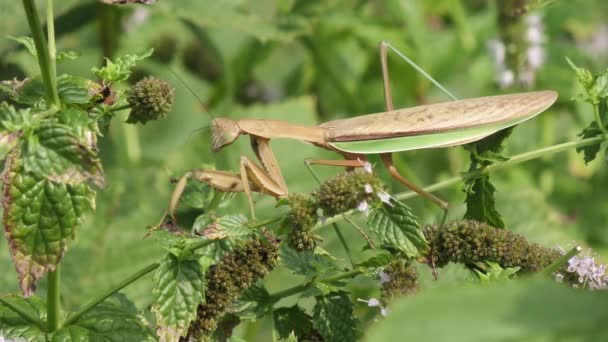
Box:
left=186, top=236, right=279, bottom=340
left=381, top=260, right=419, bottom=300
left=424, top=220, right=560, bottom=273
left=312, top=168, right=383, bottom=217
left=126, top=76, right=174, bottom=124
left=285, top=193, right=321, bottom=251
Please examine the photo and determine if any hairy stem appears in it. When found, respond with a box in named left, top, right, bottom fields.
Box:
left=312, top=136, right=606, bottom=231
left=46, top=266, right=61, bottom=333
left=542, top=246, right=582, bottom=276
left=593, top=105, right=607, bottom=135
left=21, top=0, right=60, bottom=107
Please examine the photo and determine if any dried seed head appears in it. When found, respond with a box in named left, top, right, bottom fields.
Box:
left=126, top=76, right=174, bottom=124
left=381, top=260, right=419, bottom=300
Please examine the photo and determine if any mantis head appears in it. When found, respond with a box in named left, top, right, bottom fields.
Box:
left=212, top=118, right=241, bottom=151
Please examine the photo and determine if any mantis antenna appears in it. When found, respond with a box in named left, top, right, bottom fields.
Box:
left=167, top=66, right=219, bottom=125
left=383, top=42, right=458, bottom=101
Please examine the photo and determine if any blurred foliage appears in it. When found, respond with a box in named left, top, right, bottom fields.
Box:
left=1, top=0, right=608, bottom=340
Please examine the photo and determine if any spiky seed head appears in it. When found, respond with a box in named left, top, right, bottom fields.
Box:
left=126, top=76, right=174, bottom=124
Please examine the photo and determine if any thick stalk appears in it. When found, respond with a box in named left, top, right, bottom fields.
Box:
left=46, top=0, right=58, bottom=99
left=46, top=266, right=61, bottom=333
left=21, top=0, right=60, bottom=107
left=541, top=246, right=582, bottom=276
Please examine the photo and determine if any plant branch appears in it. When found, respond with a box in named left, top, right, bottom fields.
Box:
left=46, top=266, right=61, bottom=333
left=21, top=0, right=60, bottom=107
left=541, top=245, right=582, bottom=276
left=63, top=262, right=159, bottom=327
left=46, top=0, right=58, bottom=105
left=311, top=136, right=606, bottom=231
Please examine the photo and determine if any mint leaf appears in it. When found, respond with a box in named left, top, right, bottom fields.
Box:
left=92, top=49, right=153, bottom=83
left=0, top=103, right=23, bottom=159
left=57, top=75, right=92, bottom=104
left=280, top=245, right=336, bottom=278
left=54, top=295, right=155, bottom=341
left=367, top=201, right=428, bottom=258
left=576, top=120, right=604, bottom=164
left=274, top=305, right=314, bottom=340
left=358, top=252, right=393, bottom=268
left=8, top=36, right=37, bottom=57
left=313, top=292, right=359, bottom=342
left=0, top=294, right=46, bottom=341
left=152, top=253, right=204, bottom=341
left=2, top=150, right=96, bottom=296
left=463, top=175, right=505, bottom=229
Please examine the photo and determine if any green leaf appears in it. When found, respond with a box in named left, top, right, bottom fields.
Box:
left=367, top=201, right=428, bottom=258
left=56, top=51, right=80, bottom=63
left=0, top=102, right=23, bottom=159
left=280, top=245, right=336, bottom=278
left=365, top=279, right=608, bottom=341
left=56, top=75, right=92, bottom=104
left=576, top=121, right=604, bottom=164
left=281, top=332, right=298, bottom=342
left=463, top=175, right=505, bottom=229
left=313, top=292, right=359, bottom=342
left=474, top=261, right=520, bottom=283
left=273, top=305, right=313, bottom=340
left=358, top=252, right=393, bottom=268
left=92, top=49, right=153, bottom=83
left=8, top=36, right=37, bottom=56
left=8, top=77, right=45, bottom=105
left=0, top=294, right=46, bottom=341
left=23, top=121, right=104, bottom=188
left=152, top=253, right=204, bottom=341
left=2, top=150, right=96, bottom=295
left=53, top=295, right=155, bottom=341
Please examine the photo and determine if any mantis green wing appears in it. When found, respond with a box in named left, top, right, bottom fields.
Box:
left=321, top=91, right=557, bottom=154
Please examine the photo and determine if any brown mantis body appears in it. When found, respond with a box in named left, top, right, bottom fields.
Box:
left=167, top=42, right=558, bottom=223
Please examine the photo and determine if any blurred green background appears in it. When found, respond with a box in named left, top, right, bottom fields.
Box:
left=1, top=0, right=607, bottom=340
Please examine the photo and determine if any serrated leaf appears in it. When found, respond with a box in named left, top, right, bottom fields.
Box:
left=56, top=75, right=92, bottom=104
left=0, top=294, right=46, bottom=341
left=274, top=305, right=313, bottom=340
left=576, top=121, right=604, bottom=164
left=240, top=283, right=270, bottom=303
left=0, top=103, right=22, bottom=160
left=463, top=175, right=505, bottom=229
left=8, top=36, right=37, bottom=57
left=9, top=78, right=45, bottom=105
left=358, top=252, right=393, bottom=268
left=92, top=49, right=153, bottom=83
left=152, top=253, right=204, bottom=341
left=2, top=150, right=96, bottom=296
left=280, top=245, right=336, bottom=277
left=54, top=295, right=155, bottom=341
left=313, top=292, right=358, bottom=342
left=367, top=201, right=428, bottom=258
left=23, top=121, right=104, bottom=188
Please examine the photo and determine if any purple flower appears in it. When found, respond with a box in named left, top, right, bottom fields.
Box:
left=379, top=270, right=391, bottom=284
left=563, top=251, right=608, bottom=290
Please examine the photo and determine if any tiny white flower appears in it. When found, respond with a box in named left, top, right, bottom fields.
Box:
left=554, top=273, right=564, bottom=282
left=379, top=270, right=391, bottom=284
left=380, top=307, right=390, bottom=317
left=363, top=162, right=373, bottom=174
left=497, top=69, right=514, bottom=89
left=527, top=45, right=545, bottom=69
left=487, top=39, right=506, bottom=66
left=357, top=201, right=369, bottom=216
left=364, top=184, right=373, bottom=194
left=377, top=191, right=392, bottom=206
left=367, top=298, right=381, bottom=307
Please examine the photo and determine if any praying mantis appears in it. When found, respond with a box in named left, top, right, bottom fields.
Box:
left=165, top=41, right=557, bottom=227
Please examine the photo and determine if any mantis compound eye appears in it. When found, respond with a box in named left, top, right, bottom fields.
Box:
left=212, top=118, right=241, bottom=151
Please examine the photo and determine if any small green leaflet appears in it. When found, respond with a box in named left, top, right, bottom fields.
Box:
left=152, top=253, right=204, bottom=341
left=280, top=245, right=336, bottom=278
left=358, top=252, right=393, bottom=268
left=313, top=292, right=359, bottom=342
left=462, top=128, right=512, bottom=229
left=463, top=175, right=505, bottom=229
left=273, top=305, right=314, bottom=340
left=367, top=201, right=428, bottom=258
left=0, top=294, right=46, bottom=341
left=474, top=261, right=520, bottom=283
left=92, top=49, right=153, bottom=83
left=8, top=36, right=37, bottom=56
left=0, top=102, right=23, bottom=159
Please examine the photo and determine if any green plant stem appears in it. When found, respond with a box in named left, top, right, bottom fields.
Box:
left=0, top=297, right=45, bottom=330
left=46, top=266, right=61, bottom=333
left=268, top=270, right=362, bottom=303
left=593, top=105, right=607, bottom=135
left=63, top=237, right=221, bottom=327
left=63, top=263, right=159, bottom=327
left=111, top=104, right=132, bottom=112
left=21, top=0, right=60, bottom=107
left=46, top=0, right=58, bottom=99
left=311, top=136, right=606, bottom=231
left=541, top=246, right=582, bottom=276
